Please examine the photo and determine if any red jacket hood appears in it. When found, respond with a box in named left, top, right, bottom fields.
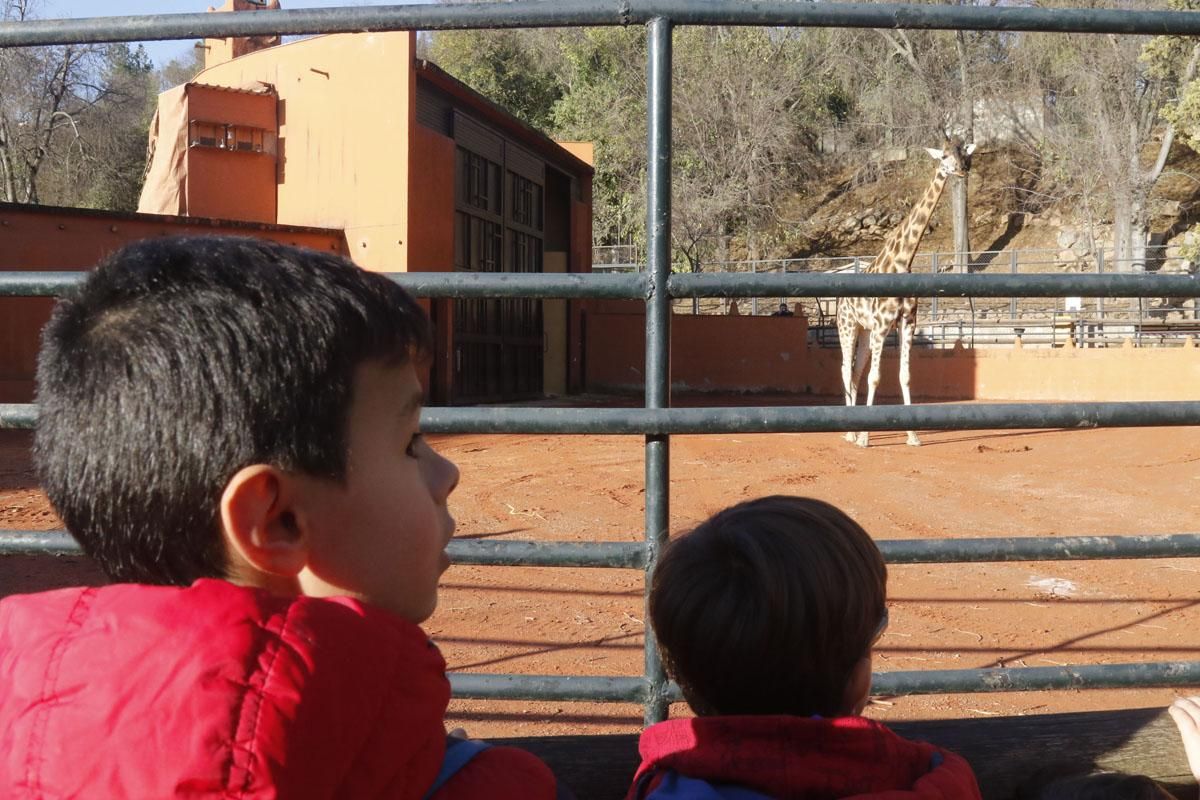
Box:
left=629, top=715, right=982, bottom=800
left=0, top=580, right=451, bottom=798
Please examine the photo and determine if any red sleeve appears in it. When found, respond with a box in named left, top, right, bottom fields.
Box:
left=429, top=745, right=560, bottom=800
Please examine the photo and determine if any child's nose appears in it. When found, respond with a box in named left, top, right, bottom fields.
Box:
left=432, top=449, right=459, bottom=500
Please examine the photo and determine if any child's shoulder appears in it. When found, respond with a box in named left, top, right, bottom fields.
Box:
left=1, top=579, right=447, bottom=690
left=0, top=580, right=455, bottom=797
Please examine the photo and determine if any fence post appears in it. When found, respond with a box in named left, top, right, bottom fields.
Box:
left=643, top=15, right=673, bottom=727
left=1010, top=250, right=1018, bottom=320
left=751, top=262, right=758, bottom=316
left=931, top=253, right=939, bottom=321
left=1097, top=250, right=1105, bottom=319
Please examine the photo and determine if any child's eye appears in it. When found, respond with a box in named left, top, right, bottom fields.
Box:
left=405, top=432, right=423, bottom=457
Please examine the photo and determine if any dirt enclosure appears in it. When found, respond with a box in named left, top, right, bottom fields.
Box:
left=2, top=403, right=1199, bottom=738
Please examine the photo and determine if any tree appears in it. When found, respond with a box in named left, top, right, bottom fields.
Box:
left=1020, top=0, right=1197, bottom=270
left=0, top=1, right=157, bottom=209
left=428, top=28, right=565, bottom=132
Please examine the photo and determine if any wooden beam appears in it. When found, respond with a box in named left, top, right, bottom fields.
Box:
left=495, top=707, right=1198, bottom=800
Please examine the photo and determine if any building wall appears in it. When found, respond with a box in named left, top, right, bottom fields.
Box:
left=408, top=124, right=457, bottom=402
left=196, top=31, right=416, bottom=273
left=584, top=304, right=1200, bottom=401
left=0, top=204, right=346, bottom=402
left=184, top=85, right=278, bottom=224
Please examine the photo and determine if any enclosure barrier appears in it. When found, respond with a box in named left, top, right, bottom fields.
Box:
left=2, top=2, right=1200, bottom=730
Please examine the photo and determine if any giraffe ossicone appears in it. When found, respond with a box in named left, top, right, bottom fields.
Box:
left=836, top=137, right=975, bottom=448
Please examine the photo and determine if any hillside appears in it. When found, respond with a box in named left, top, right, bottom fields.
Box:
left=763, top=141, right=1200, bottom=268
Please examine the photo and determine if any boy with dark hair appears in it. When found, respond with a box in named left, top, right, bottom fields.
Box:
left=1018, top=771, right=1177, bottom=800
left=628, top=495, right=982, bottom=799
left=0, top=236, right=560, bottom=798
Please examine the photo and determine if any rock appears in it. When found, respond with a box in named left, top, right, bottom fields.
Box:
left=1057, top=228, right=1077, bottom=249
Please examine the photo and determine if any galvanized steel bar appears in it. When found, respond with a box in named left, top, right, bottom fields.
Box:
left=0, top=272, right=84, bottom=296
left=446, top=659, right=1200, bottom=702
left=418, top=402, right=1200, bottom=433
left=0, top=404, right=36, bottom=429
left=0, top=271, right=649, bottom=300
left=9, top=530, right=1200, bottom=564
left=878, top=534, right=1200, bottom=564
left=445, top=540, right=648, bottom=568
left=7, top=2, right=1200, bottom=48
left=0, top=530, right=77, bottom=555
left=871, top=661, right=1200, bottom=696
left=450, top=674, right=649, bottom=703
left=2, top=271, right=1194, bottom=299
left=389, top=272, right=647, bottom=299
left=669, top=272, right=1200, bottom=298
left=6, top=401, right=1200, bottom=433
left=641, top=16, right=673, bottom=728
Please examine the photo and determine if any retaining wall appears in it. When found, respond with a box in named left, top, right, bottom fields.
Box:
left=584, top=302, right=1200, bottom=401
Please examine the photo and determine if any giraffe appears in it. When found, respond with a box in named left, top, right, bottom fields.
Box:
left=837, top=136, right=975, bottom=448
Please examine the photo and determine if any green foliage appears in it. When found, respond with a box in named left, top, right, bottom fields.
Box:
left=77, top=45, right=158, bottom=211
left=429, top=29, right=564, bottom=131
left=552, top=28, right=647, bottom=248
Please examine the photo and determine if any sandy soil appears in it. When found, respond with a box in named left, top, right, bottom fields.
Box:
left=2, top=413, right=1199, bottom=738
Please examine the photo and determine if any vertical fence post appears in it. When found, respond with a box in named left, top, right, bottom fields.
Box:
left=930, top=254, right=939, bottom=321
left=643, top=15, right=673, bottom=727
left=751, top=262, right=758, bottom=316
left=1010, top=250, right=1018, bottom=320
left=1097, top=249, right=1106, bottom=321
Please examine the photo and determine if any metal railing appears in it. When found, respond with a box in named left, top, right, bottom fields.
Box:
left=657, top=247, right=1200, bottom=327
left=4, top=2, right=1200, bottom=726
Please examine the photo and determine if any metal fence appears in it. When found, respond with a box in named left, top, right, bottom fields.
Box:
left=646, top=247, right=1200, bottom=338
left=3, top=2, right=1200, bottom=727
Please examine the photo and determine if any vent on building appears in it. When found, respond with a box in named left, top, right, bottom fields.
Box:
left=188, top=121, right=276, bottom=155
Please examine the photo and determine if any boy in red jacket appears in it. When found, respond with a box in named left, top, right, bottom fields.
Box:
left=0, top=237, right=563, bottom=799
left=628, top=496, right=982, bottom=800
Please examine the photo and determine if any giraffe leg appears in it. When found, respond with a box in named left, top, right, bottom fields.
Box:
left=899, top=315, right=921, bottom=446
left=848, top=333, right=870, bottom=443
left=858, top=330, right=886, bottom=448
left=838, top=320, right=860, bottom=443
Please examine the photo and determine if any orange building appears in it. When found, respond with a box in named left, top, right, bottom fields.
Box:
left=0, top=1, right=594, bottom=406
left=138, top=6, right=595, bottom=405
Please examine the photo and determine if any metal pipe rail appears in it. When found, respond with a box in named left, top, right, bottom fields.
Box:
left=2, top=271, right=1197, bottom=299
left=6, top=401, right=1200, bottom=433
left=5, top=1, right=1200, bottom=47
left=7, top=529, right=1200, bottom=565
left=449, top=661, right=1200, bottom=702
left=5, top=1, right=1200, bottom=726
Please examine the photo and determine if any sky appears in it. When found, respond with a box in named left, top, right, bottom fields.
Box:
left=39, top=1, right=436, bottom=67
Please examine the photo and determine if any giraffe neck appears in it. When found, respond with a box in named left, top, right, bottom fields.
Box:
left=872, top=169, right=948, bottom=275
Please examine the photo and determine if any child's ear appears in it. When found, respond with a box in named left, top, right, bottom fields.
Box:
left=220, top=464, right=308, bottom=577
left=841, top=654, right=874, bottom=716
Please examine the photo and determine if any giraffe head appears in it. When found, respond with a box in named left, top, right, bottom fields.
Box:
left=923, top=137, right=976, bottom=179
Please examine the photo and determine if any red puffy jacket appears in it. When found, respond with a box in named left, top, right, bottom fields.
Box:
left=628, top=715, right=982, bottom=800
left=0, top=579, right=558, bottom=799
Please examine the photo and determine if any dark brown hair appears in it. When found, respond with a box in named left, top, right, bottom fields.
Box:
left=1022, top=772, right=1177, bottom=800
left=35, top=236, right=431, bottom=586
left=649, top=495, right=887, bottom=718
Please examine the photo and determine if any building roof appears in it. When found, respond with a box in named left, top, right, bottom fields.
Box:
left=415, top=59, right=594, bottom=177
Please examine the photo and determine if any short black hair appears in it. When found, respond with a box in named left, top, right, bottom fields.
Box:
left=649, top=496, right=887, bottom=718
left=35, top=236, right=431, bottom=586
left=1019, top=770, right=1177, bottom=800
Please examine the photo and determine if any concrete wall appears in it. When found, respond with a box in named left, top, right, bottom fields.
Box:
left=584, top=303, right=1200, bottom=401
left=185, top=85, right=278, bottom=224
left=0, top=203, right=346, bottom=403
left=196, top=31, right=416, bottom=272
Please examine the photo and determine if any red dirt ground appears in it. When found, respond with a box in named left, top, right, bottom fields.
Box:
left=2, top=411, right=1199, bottom=738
